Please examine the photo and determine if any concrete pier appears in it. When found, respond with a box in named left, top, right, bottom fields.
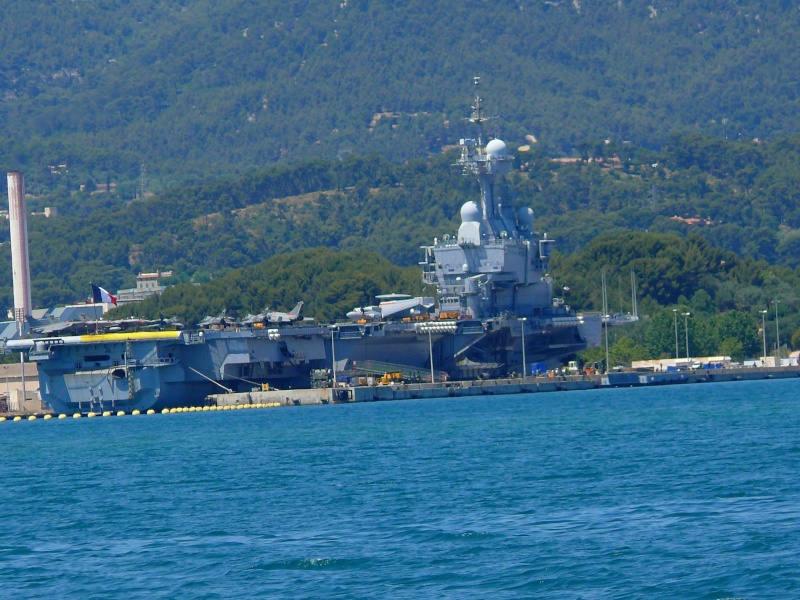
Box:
left=205, top=365, right=800, bottom=408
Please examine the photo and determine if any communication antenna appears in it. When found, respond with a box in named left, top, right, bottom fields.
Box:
left=468, top=77, right=487, bottom=126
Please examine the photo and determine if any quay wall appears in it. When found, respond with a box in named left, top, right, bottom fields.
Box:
left=205, top=365, right=800, bottom=408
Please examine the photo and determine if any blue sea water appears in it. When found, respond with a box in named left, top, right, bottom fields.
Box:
left=2, top=379, right=800, bottom=599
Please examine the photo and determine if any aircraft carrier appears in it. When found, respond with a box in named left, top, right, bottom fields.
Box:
left=3, top=81, right=596, bottom=414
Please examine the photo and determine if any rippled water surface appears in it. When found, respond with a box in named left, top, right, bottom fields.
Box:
left=3, top=378, right=800, bottom=599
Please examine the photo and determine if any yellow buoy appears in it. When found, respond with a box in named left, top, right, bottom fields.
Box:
left=44, top=414, right=52, bottom=420
left=88, top=412, right=97, bottom=418
left=116, top=411, right=125, bottom=416
left=0, top=416, right=6, bottom=422
left=28, top=415, right=37, bottom=421
left=162, top=408, right=170, bottom=414
left=58, top=414, right=67, bottom=419
left=132, top=409, right=141, bottom=416
left=73, top=413, right=82, bottom=419
left=102, top=411, right=111, bottom=417
left=13, top=416, right=22, bottom=422
left=147, top=409, right=155, bottom=415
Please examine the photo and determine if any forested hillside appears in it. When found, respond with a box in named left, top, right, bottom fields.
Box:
left=1, top=131, right=799, bottom=313
left=1, top=1, right=800, bottom=194
left=111, top=247, right=427, bottom=326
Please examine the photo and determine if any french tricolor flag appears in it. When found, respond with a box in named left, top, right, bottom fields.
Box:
left=91, top=284, right=118, bottom=306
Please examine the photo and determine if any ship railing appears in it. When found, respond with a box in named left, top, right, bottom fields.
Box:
left=126, top=345, right=178, bottom=368
left=338, top=330, right=365, bottom=340
left=125, top=355, right=178, bottom=368
left=26, top=338, right=66, bottom=361
left=183, top=332, right=206, bottom=344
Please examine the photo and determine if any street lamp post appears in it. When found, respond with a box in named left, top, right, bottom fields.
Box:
left=773, top=299, right=781, bottom=358
left=672, top=308, right=679, bottom=359
left=520, top=318, right=527, bottom=378
left=759, top=309, right=768, bottom=364
left=416, top=321, right=458, bottom=384
left=682, top=312, right=691, bottom=360
left=427, top=329, right=435, bottom=383
left=330, top=325, right=338, bottom=388
left=16, top=319, right=25, bottom=410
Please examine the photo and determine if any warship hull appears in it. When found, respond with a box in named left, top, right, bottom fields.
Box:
left=13, top=314, right=588, bottom=414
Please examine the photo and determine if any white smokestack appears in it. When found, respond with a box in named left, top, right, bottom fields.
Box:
left=7, top=172, right=31, bottom=321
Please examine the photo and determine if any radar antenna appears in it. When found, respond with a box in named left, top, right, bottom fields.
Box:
left=468, top=77, right=487, bottom=126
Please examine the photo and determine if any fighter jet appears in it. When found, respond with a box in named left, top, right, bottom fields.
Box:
left=33, top=319, right=96, bottom=336
left=106, top=317, right=162, bottom=332
left=264, top=302, right=304, bottom=323
left=198, top=310, right=232, bottom=328
left=108, top=316, right=185, bottom=331
left=241, top=302, right=304, bottom=326
left=158, top=316, right=185, bottom=330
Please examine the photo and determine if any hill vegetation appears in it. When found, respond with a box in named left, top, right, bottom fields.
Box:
left=2, top=132, right=799, bottom=314
left=2, top=1, right=800, bottom=365
left=2, top=1, right=800, bottom=194
left=111, top=247, right=426, bottom=326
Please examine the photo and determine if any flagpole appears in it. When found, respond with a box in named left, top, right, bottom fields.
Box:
left=91, top=283, right=99, bottom=333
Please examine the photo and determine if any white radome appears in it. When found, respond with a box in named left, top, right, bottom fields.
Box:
left=460, top=201, right=480, bottom=223
left=486, top=139, right=507, bottom=157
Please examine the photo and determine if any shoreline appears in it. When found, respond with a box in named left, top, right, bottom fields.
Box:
left=4, top=365, right=799, bottom=419
left=206, top=364, right=800, bottom=408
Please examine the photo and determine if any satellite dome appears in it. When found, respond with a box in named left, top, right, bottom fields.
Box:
left=460, top=201, right=480, bottom=223
left=486, top=139, right=508, bottom=157
left=517, top=206, right=534, bottom=229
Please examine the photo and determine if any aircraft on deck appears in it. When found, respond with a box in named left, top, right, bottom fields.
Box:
left=241, top=302, right=304, bottom=326
left=347, top=294, right=435, bottom=321
left=198, top=310, right=233, bottom=328
left=32, top=318, right=97, bottom=336
left=31, top=315, right=184, bottom=336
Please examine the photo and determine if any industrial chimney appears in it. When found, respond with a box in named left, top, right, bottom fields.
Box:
left=7, top=172, right=31, bottom=322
